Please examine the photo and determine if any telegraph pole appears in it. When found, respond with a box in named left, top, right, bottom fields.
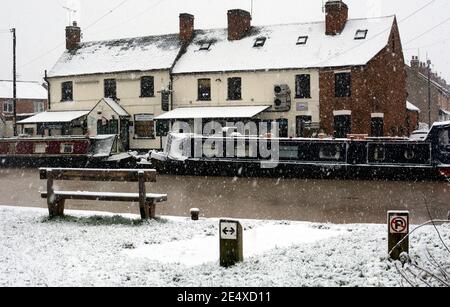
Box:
left=427, top=59, right=431, bottom=128
left=11, top=28, right=17, bottom=136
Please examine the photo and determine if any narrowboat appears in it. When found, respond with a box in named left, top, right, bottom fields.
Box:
left=0, top=134, right=137, bottom=168
left=150, top=121, right=450, bottom=180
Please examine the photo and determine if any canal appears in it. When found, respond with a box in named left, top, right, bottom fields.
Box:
left=0, top=168, right=449, bottom=224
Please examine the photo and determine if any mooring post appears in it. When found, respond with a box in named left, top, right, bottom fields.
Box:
left=190, top=208, right=200, bottom=221
left=387, top=211, right=410, bottom=260
left=219, top=219, right=243, bottom=267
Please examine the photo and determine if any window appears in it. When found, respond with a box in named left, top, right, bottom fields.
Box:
left=34, top=143, right=47, bottom=154
left=34, top=101, right=45, bottom=113
left=295, top=74, right=311, bottom=99
left=319, top=145, right=342, bottom=160
left=227, top=77, right=242, bottom=100
left=134, top=114, right=155, bottom=139
left=97, top=118, right=118, bottom=135
left=60, top=143, right=74, bottom=154
left=199, top=42, right=212, bottom=51
left=104, top=79, right=117, bottom=99
left=140, top=76, right=154, bottom=98
left=279, top=146, right=299, bottom=159
left=371, top=117, right=384, bottom=137
left=277, top=119, right=289, bottom=138
left=296, top=116, right=312, bottom=138
left=335, top=73, right=351, bottom=97
left=24, top=128, right=34, bottom=135
left=3, top=101, right=13, bottom=113
left=253, top=37, right=267, bottom=48
left=61, top=81, right=73, bottom=101
left=198, top=79, right=211, bottom=101
left=334, top=115, right=352, bottom=138
left=439, top=130, right=449, bottom=147
left=355, top=29, right=368, bottom=40
left=296, top=36, right=308, bottom=45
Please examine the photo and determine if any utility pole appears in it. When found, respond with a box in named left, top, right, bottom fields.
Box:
left=427, top=59, right=432, bottom=128
left=11, top=28, right=17, bottom=136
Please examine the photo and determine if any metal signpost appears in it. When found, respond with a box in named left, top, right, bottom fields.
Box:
left=387, top=211, right=410, bottom=260
left=219, top=219, right=243, bottom=267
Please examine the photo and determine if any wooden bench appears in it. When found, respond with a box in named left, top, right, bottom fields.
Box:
left=39, top=168, right=167, bottom=219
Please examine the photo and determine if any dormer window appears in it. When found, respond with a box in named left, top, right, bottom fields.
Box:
left=355, top=30, right=368, bottom=40
left=296, top=36, right=308, bottom=45
left=199, top=42, right=212, bottom=51
left=253, top=37, right=267, bottom=48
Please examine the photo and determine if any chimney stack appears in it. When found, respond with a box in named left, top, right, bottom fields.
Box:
left=179, top=13, right=195, bottom=45
left=325, top=1, right=348, bottom=36
left=228, top=9, right=252, bottom=41
left=411, top=56, right=420, bottom=69
left=65, top=21, right=81, bottom=50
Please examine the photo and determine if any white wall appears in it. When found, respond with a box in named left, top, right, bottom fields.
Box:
left=172, top=69, right=320, bottom=137
left=49, top=71, right=171, bottom=149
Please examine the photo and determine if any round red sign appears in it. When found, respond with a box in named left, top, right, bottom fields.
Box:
left=390, top=216, right=408, bottom=233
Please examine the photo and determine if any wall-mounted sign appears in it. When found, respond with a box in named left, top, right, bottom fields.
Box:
left=296, top=102, right=309, bottom=112
left=135, top=114, right=154, bottom=121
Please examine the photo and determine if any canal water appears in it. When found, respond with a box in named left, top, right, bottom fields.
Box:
left=0, top=168, right=449, bottom=224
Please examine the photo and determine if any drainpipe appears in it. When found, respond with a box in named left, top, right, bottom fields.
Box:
left=45, top=70, right=50, bottom=110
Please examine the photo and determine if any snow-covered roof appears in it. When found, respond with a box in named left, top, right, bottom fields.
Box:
left=48, top=34, right=182, bottom=78
left=155, top=106, right=271, bottom=120
left=17, top=111, right=89, bottom=124
left=96, top=98, right=130, bottom=117
left=173, top=16, right=395, bottom=74
left=0, top=81, right=47, bottom=100
left=406, top=101, right=420, bottom=112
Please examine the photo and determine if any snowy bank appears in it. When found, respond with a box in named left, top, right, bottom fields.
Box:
left=0, top=206, right=448, bottom=287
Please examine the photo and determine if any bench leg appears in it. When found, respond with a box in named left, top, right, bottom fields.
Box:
left=139, top=203, right=149, bottom=220
left=148, top=201, right=156, bottom=219
left=48, top=198, right=65, bottom=219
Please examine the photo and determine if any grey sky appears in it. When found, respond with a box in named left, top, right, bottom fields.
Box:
left=0, top=0, right=449, bottom=83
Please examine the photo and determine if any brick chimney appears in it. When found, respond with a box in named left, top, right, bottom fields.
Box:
left=65, top=21, right=81, bottom=50
left=325, top=1, right=348, bottom=36
left=179, top=13, right=194, bottom=45
left=410, top=56, right=420, bottom=69
left=228, top=9, right=252, bottom=41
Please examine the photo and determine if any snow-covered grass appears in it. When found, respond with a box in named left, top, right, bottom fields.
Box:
left=0, top=206, right=449, bottom=287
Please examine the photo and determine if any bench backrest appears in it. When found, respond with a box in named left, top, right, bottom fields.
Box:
left=39, top=168, right=157, bottom=182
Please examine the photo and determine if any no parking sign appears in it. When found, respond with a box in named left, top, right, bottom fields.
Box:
left=389, top=215, right=408, bottom=234
left=387, top=211, right=410, bottom=260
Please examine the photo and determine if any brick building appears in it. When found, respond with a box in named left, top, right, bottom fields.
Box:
left=406, top=56, right=450, bottom=125
left=169, top=0, right=409, bottom=138
left=41, top=0, right=410, bottom=150
left=0, top=80, right=48, bottom=137
left=319, top=1, right=407, bottom=137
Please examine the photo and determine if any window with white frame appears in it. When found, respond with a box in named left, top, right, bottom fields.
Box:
left=253, top=37, right=267, bottom=48
left=34, top=101, right=45, bottom=113
left=3, top=101, right=13, bottom=113
left=355, top=29, right=368, bottom=40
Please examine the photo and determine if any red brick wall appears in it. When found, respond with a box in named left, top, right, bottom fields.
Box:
left=227, top=9, right=252, bottom=41
left=325, top=1, right=348, bottom=36
left=319, top=19, right=407, bottom=136
left=0, top=98, right=48, bottom=118
left=406, top=110, right=419, bottom=135
left=179, top=13, right=195, bottom=45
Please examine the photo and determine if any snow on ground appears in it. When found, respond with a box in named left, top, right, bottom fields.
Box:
left=0, top=206, right=449, bottom=287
